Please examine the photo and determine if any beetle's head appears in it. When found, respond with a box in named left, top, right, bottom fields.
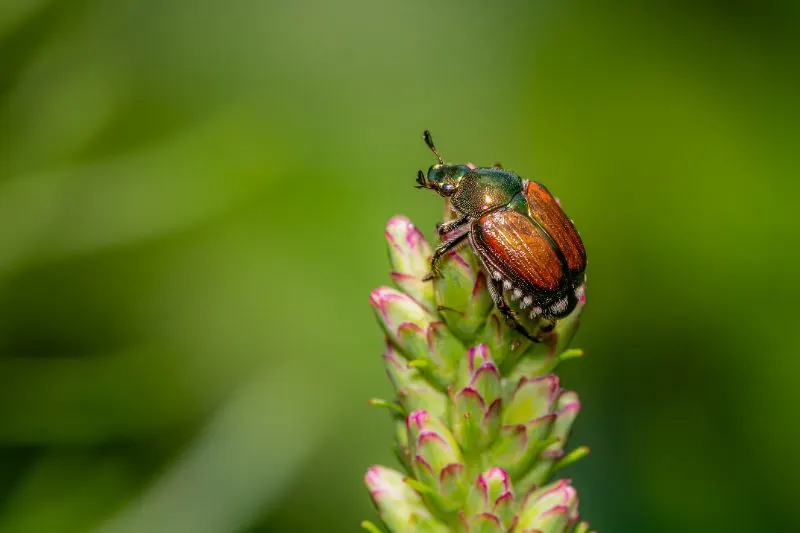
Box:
left=415, top=130, right=469, bottom=198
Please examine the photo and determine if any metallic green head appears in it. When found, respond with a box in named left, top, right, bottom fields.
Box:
left=415, top=130, right=523, bottom=217
left=415, top=130, right=471, bottom=198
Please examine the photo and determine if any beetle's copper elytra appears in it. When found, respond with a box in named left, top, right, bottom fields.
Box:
left=417, top=130, right=586, bottom=342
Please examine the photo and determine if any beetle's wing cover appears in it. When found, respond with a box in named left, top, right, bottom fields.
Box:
left=525, top=181, right=586, bottom=274
left=473, top=209, right=563, bottom=292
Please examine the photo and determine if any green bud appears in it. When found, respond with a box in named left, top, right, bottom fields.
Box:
left=516, top=391, right=583, bottom=493
left=383, top=342, right=447, bottom=419
left=451, top=344, right=502, bottom=452
left=370, top=286, right=430, bottom=342
left=503, top=375, right=560, bottom=426
left=517, top=479, right=580, bottom=533
left=468, top=350, right=502, bottom=412
left=543, top=391, right=582, bottom=461
left=385, top=216, right=436, bottom=313
left=364, top=466, right=449, bottom=533
left=464, top=467, right=516, bottom=530
left=433, top=248, right=493, bottom=341
left=406, top=410, right=468, bottom=512
left=370, top=287, right=463, bottom=386
left=490, top=375, right=561, bottom=477
left=475, top=309, right=531, bottom=369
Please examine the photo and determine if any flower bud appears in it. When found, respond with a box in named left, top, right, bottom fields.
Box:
left=433, top=248, right=493, bottom=341
left=489, top=375, right=561, bottom=477
left=464, top=467, right=516, bottom=530
left=364, top=466, right=449, bottom=533
left=504, top=375, right=560, bottom=427
left=370, top=287, right=463, bottom=386
left=543, top=391, right=581, bottom=461
left=517, top=479, right=580, bottom=533
left=385, top=216, right=436, bottom=313
left=406, top=410, right=468, bottom=512
left=451, top=344, right=502, bottom=452
left=474, top=309, right=532, bottom=368
left=383, top=342, right=447, bottom=419
left=516, top=390, right=583, bottom=493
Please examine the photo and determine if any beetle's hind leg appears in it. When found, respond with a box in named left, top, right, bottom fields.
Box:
left=538, top=319, right=556, bottom=333
left=534, top=319, right=557, bottom=343
left=486, top=276, right=541, bottom=343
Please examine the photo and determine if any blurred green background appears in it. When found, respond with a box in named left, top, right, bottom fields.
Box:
left=1, top=0, right=798, bottom=532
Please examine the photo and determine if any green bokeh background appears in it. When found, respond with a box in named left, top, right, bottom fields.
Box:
left=1, top=1, right=798, bottom=532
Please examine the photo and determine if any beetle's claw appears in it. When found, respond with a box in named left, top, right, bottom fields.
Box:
left=422, top=267, right=441, bottom=282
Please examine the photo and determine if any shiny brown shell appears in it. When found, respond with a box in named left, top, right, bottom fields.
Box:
left=469, top=180, right=585, bottom=320
left=472, top=209, right=564, bottom=292
left=524, top=181, right=586, bottom=275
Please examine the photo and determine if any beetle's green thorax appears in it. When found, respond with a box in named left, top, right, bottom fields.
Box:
left=450, top=168, right=524, bottom=217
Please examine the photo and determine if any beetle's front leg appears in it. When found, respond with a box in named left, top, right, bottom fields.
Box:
left=435, top=214, right=469, bottom=237
left=422, top=229, right=470, bottom=281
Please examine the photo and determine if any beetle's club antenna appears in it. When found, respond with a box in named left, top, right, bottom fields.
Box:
left=423, top=130, right=443, bottom=165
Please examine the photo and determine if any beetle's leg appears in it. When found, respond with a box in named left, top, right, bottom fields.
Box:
left=423, top=229, right=470, bottom=281
left=492, top=162, right=503, bottom=169
left=486, top=277, right=514, bottom=321
left=531, top=319, right=557, bottom=343
left=538, top=319, right=556, bottom=334
left=487, top=277, right=540, bottom=343
left=435, top=214, right=469, bottom=237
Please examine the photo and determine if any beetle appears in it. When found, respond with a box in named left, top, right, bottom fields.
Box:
left=415, top=130, right=586, bottom=342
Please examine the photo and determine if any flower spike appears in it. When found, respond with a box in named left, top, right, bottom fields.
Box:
left=365, top=213, right=594, bottom=533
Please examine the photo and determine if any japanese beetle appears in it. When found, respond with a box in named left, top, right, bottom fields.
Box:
left=416, top=130, right=586, bottom=342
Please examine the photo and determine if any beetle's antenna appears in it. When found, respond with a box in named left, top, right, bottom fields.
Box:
left=422, top=130, right=443, bottom=164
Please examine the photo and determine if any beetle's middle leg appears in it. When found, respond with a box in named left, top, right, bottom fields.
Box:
left=423, top=229, right=470, bottom=281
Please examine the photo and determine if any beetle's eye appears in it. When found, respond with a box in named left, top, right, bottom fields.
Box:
left=441, top=183, right=456, bottom=196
